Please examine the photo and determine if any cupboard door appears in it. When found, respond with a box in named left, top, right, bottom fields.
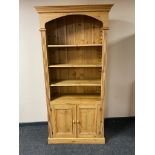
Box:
left=51, top=104, right=76, bottom=138
left=77, top=104, right=97, bottom=138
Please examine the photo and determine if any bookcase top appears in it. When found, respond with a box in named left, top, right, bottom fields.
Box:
left=35, top=4, right=113, bottom=13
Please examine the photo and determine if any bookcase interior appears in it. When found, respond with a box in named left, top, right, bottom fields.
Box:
left=45, top=15, right=103, bottom=101
left=45, top=15, right=102, bottom=45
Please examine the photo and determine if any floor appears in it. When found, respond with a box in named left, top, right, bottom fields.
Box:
left=19, top=117, right=135, bottom=155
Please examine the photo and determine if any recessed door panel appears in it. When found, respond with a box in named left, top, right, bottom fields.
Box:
left=77, top=104, right=97, bottom=138
left=51, top=104, right=76, bottom=138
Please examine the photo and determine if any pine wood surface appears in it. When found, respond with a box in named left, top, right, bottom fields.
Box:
left=48, top=137, right=105, bottom=144
left=50, top=80, right=101, bottom=86
left=48, top=64, right=102, bottom=68
left=47, top=44, right=102, bottom=47
left=35, top=4, right=113, bottom=144
left=35, top=4, right=113, bottom=13
left=50, top=95, right=101, bottom=104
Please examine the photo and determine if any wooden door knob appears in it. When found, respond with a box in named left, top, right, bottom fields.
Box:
left=73, top=120, right=76, bottom=124
left=77, top=120, right=80, bottom=124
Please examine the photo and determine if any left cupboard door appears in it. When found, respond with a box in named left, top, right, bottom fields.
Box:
left=51, top=104, right=76, bottom=138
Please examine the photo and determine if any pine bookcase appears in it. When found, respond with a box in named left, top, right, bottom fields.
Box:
left=35, top=4, right=113, bottom=144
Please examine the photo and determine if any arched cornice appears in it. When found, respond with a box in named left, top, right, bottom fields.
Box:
left=35, top=4, right=113, bottom=30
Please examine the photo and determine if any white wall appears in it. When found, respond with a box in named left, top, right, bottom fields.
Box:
left=19, top=0, right=135, bottom=122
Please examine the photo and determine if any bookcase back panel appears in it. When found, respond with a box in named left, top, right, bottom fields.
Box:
left=49, top=68, right=101, bottom=81
left=51, top=86, right=100, bottom=98
left=48, top=47, right=102, bottom=65
left=45, top=15, right=103, bottom=45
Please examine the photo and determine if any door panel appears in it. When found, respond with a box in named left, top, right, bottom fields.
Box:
left=77, top=104, right=97, bottom=138
left=51, top=104, right=76, bottom=138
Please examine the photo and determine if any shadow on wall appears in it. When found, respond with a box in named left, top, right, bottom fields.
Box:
left=105, top=20, right=135, bottom=117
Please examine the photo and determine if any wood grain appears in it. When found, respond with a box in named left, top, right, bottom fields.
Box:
left=48, top=137, right=105, bottom=144
left=40, top=29, right=53, bottom=138
left=35, top=4, right=113, bottom=13
left=50, top=95, right=101, bottom=105
left=48, top=64, right=102, bottom=68
left=36, top=4, right=113, bottom=144
left=51, top=104, right=76, bottom=138
left=50, top=80, right=101, bottom=87
left=77, top=104, right=97, bottom=138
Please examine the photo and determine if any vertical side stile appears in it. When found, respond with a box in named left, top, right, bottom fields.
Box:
left=101, top=27, right=104, bottom=137
left=40, top=28, right=53, bottom=138
left=100, top=26, right=104, bottom=137
left=101, top=28, right=108, bottom=137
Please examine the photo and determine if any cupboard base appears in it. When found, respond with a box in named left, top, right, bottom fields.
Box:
left=48, top=137, right=105, bottom=144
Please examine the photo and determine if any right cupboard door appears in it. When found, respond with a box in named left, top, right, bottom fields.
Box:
left=77, top=104, right=98, bottom=138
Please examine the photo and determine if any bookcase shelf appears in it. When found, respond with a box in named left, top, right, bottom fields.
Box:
left=47, top=44, right=102, bottom=47
left=50, top=80, right=101, bottom=87
left=50, top=94, right=101, bottom=104
left=48, top=64, right=102, bottom=68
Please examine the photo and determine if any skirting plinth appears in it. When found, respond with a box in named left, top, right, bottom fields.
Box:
left=48, top=137, right=105, bottom=144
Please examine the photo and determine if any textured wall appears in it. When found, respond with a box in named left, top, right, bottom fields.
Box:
left=19, top=0, right=135, bottom=122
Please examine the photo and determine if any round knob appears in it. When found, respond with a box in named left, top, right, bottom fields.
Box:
left=77, top=120, right=80, bottom=124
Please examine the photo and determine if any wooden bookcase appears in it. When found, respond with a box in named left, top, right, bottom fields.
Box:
left=35, top=4, right=113, bottom=144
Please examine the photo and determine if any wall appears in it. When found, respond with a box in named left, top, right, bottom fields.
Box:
left=19, top=0, right=135, bottom=122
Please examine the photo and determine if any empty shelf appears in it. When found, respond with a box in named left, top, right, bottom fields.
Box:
left=49, top=64, right=102, bottom=68
left=47, top=44, right=102, bottom=47
left=50, top=94, right=101, bottom=104
left=50, top=80, right=101, bottom=86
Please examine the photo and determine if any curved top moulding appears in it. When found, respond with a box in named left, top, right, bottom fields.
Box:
left=35, top=4, right=113, bottom=29
left=45, top=14, right=103, bottom=26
